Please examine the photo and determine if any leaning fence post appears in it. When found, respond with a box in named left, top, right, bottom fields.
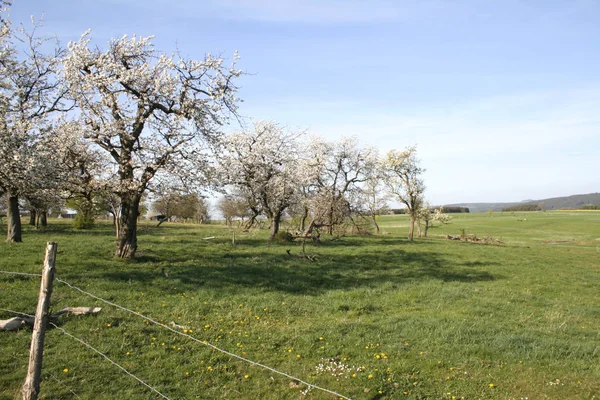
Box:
left=22, top=242, right=57, bottom=400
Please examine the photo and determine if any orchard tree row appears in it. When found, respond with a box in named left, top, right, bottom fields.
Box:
left=0, top=3, right=441, bottom=259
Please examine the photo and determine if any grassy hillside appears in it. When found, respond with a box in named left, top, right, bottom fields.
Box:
left=1, top=212, right=599, bottom=399
left=448, top=192, right=600, bottom=212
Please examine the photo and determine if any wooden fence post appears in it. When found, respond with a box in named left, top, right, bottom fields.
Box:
left=22, top=242, right=57, bottom=400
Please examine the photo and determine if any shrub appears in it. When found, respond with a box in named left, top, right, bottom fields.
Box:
left=581, top=204, right=600, bottom=210
left=73, top=213, right=94, bottom=229
left=273, top=231, right=294, bottom=243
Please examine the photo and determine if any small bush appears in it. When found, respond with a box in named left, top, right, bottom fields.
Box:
left=73, top=213, right=94, bottom=229
left=273, top=231, right=294, bottom=243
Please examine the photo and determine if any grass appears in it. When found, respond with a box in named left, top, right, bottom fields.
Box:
left=1, top=211, right=599, bottom=399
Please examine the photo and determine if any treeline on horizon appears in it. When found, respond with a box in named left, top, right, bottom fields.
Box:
left=389, top=206, right=470, bottom=214
left=502, top=203, right=600, bottom=212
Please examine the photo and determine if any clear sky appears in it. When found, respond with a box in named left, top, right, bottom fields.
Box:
left=10, top=0, right=600, bottom=205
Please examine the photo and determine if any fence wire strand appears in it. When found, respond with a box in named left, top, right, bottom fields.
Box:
left=1, top=270, right=353, bottom=399
left=0, top=270, right=42, bottom=278
left=56, top=277, right=353, bottom=400
left=46, top=372, right=83, bottom=399
left=49, top=322, right=172, bottom=400
left=0, top=308, right=171, bottom=400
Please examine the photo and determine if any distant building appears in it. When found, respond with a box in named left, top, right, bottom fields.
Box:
left=58, top=212, right=77, bottom=219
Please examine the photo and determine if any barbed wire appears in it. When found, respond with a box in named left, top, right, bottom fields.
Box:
left=56, top=277, right=353, bottom=400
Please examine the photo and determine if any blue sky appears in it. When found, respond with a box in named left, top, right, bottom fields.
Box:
left=11, top=0, right=600, bottom=204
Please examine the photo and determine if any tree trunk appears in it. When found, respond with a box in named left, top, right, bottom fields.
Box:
left=29, top=210, right=36, bottom=226
left=108, top=211, right=119, bottom=238
left=408, top=213, right=415, bottom=241
left=303, top=218, right=316, bottom=236
left=327, top=205, right=334, bottom=235
left=269, top=212, right=282, bottom=240
left=156, top=217, right=167, bottom=228
left=371, top=212, right=380, bottom=234
left=7, top=194, right=22, bottom=243
left=115, top=192, right=141, bottom=259
left=243, top=213, right=258, bottom=231
left=299, top=206, right=308, bottom=232
left=40, top=212, right=47, bottom=227
left=424, top=220, right=429, bottom=237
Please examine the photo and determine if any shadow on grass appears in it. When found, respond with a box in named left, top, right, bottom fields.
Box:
left=94, top=239, right=503, bottom=296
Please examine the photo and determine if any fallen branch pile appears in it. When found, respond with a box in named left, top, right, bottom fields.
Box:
left=446, top=234, right=504, bottom=245
left=286, top=249, right=318, bottom=262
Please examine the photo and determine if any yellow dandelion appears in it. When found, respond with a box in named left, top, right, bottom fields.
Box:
left=288, top=349, right=293, bottom=353
left=106, top=323, right=111, bottom=328
left=489, top=383, right=495, bottom=388
left=351, top=374, right=357, bottom=378
left=368, top=374, right=374, bottom=379
left=244, top=375, right=249, bottom=379
left=63, top=368, right=69, bottom=373
left=296, top=354, right=301, bottom=359
left=126, top=352, right=130, bottom=356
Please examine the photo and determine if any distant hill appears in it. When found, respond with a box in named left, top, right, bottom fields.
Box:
left=447, top=192, right=600, bottom=213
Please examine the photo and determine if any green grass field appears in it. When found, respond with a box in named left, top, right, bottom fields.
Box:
left=1, top=211, right=599, bottom=399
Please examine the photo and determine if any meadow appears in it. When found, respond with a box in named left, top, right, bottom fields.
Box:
left=1, top=211, right=599, bottom=399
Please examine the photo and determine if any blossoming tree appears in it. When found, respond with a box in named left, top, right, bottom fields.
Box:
left=0, top=9, right=70, bottom=242
left=219, top=121, right=304, bottom=239
left=382, top=146, right=426, bottom=241
left=62, top=32, right=241, bottom=258
left=302, top=136, right=378, bottom=235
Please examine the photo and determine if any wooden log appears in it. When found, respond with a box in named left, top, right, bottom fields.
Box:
left=0, top=317, right=25, bottom=331
left=1, top=307, right=102, bottom=331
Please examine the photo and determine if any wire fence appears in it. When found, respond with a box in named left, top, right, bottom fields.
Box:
left=1, top=269, right=352, bottom=400
left=0, top=307, right=169, bottom=399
